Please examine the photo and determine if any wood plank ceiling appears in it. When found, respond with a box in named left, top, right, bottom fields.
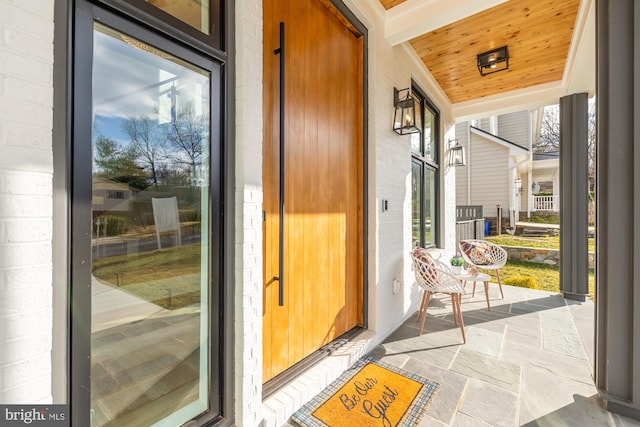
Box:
left=380, top=0, right=581, bottom=104
left=380, top=0, right=407, bottom=9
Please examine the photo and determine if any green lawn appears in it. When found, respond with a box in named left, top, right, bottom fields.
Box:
left=485, top=234, right=595, bottom=252
left=482, top=234, right=596, bottom=299
left=93, top=235, right=596, bottom=307
left=484, top=260, right=595, bottom=300
left=92, top=243, right=202, bottom=309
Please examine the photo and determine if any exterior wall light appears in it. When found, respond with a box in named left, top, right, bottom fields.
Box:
left=515, top=177, right=523, bottom=193
left=477, top=46, right=509, bottom=76
left=392, top=87, right=421, bottom=135
left=447, top=139, right=466, bottom=166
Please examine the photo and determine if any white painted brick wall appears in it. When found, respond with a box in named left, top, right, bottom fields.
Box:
left=235, top=0, right=264, bottom=425
left=339, top=0, right=457, bottom=342
left=0, top=0, right=55, bottom=404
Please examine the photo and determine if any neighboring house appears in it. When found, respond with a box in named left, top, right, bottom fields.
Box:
left=455, top=112, right=562, bottom=223
left=91, top=177, right=135, bottom=213
left=531, top=151, right=560, bottom=212
left=454, top=111, right=532, bottom=225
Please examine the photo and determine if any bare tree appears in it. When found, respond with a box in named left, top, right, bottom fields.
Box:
left=124, top=115, right=164, bottom=188
left=534, top=100, right=596, bottom=191
left=587, top=101, right=596, bottom=192
left=535, top=105, right=560, bottom=153
left=163, top=103, right=208, bottom=186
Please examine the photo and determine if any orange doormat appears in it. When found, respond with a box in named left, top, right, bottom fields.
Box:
left=291, top=356, right=439, bottom=427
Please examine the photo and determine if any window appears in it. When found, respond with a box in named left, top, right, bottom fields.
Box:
left=91, top=0, right=222, bottom=50
left=146, top=0, right=212, bottom=34
left=411, top=87, right=439, bottom=248
left=105, top=190, right=125, bottom=199
left=70, top=4, right=230, bottom=426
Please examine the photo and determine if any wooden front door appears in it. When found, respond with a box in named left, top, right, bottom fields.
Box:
left=262, top=0, right=364, bottom=382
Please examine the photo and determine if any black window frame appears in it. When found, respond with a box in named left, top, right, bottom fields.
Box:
left=90, top=0, right=224, bottom=52
left=65, top=1, right=235, bottom=426
left=411, top=84, right=440, bottom=248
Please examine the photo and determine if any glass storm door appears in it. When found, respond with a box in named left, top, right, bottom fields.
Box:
left=86, top=23, right=218, bottom=427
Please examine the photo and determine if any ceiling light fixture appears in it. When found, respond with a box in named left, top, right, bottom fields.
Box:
left=477, top=46, right=509, bottom=76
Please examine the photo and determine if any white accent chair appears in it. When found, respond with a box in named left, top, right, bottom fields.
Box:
left=459, top=239, right=507, bottom=299
left=411, top=249, right=467, bottom=343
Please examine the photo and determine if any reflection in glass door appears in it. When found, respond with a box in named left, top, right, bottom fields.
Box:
left=89, top=24, right=211, bottom=427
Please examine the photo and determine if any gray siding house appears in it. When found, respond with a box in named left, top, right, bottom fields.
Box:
left=455, top=111, right=531, bottom=224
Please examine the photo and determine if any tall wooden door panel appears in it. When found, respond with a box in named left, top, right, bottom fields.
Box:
left=263, top=0, right=363, bottom=382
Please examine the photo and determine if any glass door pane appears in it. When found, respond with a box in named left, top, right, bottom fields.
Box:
left=411, top=161, right=421, bottom=248
left=423, top=168, right=436, bottom=246
left=423, top=107, right=435, bottom=163
left=90, top=24, right=210, bottom=427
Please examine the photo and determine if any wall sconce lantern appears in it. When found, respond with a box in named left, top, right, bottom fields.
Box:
left=447, top=139, right=466, bottom=166
left=515, top=177, right=523, bottom=193
left=477, top=46, right=509, bottom=76
left=392, top=87, right=421, bottom=135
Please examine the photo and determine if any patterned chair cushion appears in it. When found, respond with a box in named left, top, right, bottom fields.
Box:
left=460, top=240, right=492, bottom=265
left=412, top=247, right=442, bottom=284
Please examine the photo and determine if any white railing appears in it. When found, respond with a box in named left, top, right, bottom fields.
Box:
left=533, top=195, right=559, bottom=211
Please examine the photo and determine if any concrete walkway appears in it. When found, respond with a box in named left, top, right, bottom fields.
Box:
left=280, top=285, right=639, bottom=426
left=91, top=276, right=169, bottom=332
left=515, top=221, right=560, bottom=229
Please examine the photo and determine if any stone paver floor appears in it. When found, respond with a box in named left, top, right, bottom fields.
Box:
left=370, top=285, right=639, bottom=427
left=281, top=285, right=640, bottom=426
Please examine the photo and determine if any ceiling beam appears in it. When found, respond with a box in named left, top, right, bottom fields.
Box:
left=385, top=0, right=509, bottom=46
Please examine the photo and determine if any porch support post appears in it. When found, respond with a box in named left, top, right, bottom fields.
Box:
left=596, top=0, right=640, bottom=420
left=559, top=92, right=589, bottom=301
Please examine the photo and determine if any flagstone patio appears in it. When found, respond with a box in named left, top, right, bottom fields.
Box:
left=277, top=285, right=640, bottom=427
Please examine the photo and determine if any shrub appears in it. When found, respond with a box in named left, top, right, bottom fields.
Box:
left=503, top=275, right=537, bottom=289
left=528, top=215, right=560, bottom=224
left=96, top=215, right=131, bottom=236
left=179, top=209, right=201, bottom=223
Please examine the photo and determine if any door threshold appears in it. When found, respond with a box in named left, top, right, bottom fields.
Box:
left=262, top=327, right=375, bottom=427
left=262, top=327, right=363, bottom=399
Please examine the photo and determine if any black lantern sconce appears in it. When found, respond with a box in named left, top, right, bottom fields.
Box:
left=392, top=87, right=421, bottom=135
left=477, top=46, right=509, bottom=76
left=515, top=177, right=523, bottom=193
left=447, top=139, right=466, bottom=167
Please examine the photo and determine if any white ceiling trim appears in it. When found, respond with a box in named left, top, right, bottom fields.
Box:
left=563, top=0, right=596, bottom=96
left=451, top=81, right=567, bottom=122
left=385, top=0, right=508, bottom=46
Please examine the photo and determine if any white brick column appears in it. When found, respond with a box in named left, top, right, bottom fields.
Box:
left=0, top=0, right=55, bottom=403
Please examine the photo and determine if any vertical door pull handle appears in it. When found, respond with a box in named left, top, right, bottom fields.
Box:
left=273, top=22, right=285, bottom=307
